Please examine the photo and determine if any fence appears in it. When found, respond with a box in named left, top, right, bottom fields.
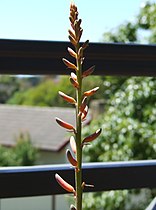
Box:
left=0, top=39, right=156, bottom=208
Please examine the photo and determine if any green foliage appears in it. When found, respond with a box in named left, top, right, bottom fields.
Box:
left=103, top=1, right=156, bottom=44
left=103, top=23, right=138, bottom=43
left=0, top=75, right=20, bottom=103
left=8, top=76, right=109, bottom=107
left=13, top=132, right=37, bottom=166
left=83, top=77, right=156, bottom=210
left=0, top=132, right=37, bottom=166
left=83, top=2, right=156, bottom=209
left=137, top=1, right=156, bottom=30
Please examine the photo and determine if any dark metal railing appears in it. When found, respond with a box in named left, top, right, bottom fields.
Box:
left=0, top=39, right=156, bottom=76
left=0, top=161, right=156, bottom=199
left=0, top=39, right=156, bottom=207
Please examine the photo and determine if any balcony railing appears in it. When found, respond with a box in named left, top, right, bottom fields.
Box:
left=0, top=161, right=156, bottom=199
left=0, top=39, right=156, bottom=208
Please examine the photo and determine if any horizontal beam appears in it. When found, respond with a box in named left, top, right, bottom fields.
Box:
left=0, top=160, right=156, bottom=198
left=0, top=39, right=156, bottom=76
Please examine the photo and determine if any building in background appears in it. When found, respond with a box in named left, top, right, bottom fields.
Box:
left=0, top=104, right=77, bottom=210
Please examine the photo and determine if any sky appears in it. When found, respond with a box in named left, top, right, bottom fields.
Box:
left=0, top=0, right=156, bottom=43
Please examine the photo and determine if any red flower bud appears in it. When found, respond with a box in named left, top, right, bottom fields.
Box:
left=66, top=149, right=77, bottom=167
left=82, top=65, right=95, bottom=78
left=82, top=128, right=102, bottom=144
left=70, top=77, right=79, bottom=89
left=77, top=47, right=83, bottom=59
left=55, top=117, right=75, bottom=131
left=70, top=136, right=76, bottom=154
left=81, top=105, right=88, bottom=121
left=79, top=97, right=87, bottom=114
left=81, top=40, right=89, bottom=50
left=71, top=72, right=77, bottom=81
left=68, top=29, right=76, bottom=40
left=55, top=174, right=75, bottom=194
left=70, top=204, right=76, bottom=210
left=62, top=58, right=77, bottom=71
left=68, top=47, right=77, bottom=58
left=59, top=91, right=76, bottom=104
left=69, top=35, right=77, bottom=46
left=83, top=87, right=99, bottom=97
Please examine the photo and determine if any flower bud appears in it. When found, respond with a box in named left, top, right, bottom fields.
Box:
left=70, top=204, right=76, bottom=210
left=79, top=97, right=87, bottom=114
left=82, top=65, right=95, bottom=78
left=68, top=29, right=76, bottom=40
left=69, top=35, right=77, bottom=46
left=55, top=174, right=75, bottom=194
left=62, top=58, right=77, bottom=70
left=77, top=47, right=83, bottom=59
left=59, top=91, right=76, bottom=104
left=81, top=105, right=88, bottom=121
left=66, top=149, right=77, bottom=167
left=68, top=47, right=77, bottom=58
left=83, top=87, right=99, bottom=97
left=82, top=40, right=89, bottom=50
left=71, top=72, right=77, bottom=81
left=82, top=128, right=102, bottom=144
left=70, top=136, right=76, bottom=154
left=55, top=117, right=75, bottom=131
left=70, top=77, right=79, bottom=89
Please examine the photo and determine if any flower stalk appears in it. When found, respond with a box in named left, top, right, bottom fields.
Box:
left=55, top=3, right=101, bottom=210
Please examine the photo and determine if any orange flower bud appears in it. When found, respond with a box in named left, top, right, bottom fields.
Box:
left=83, top=87, right=99, bottom=97
left=77, top=28, right=83, bottom=42
left=70, top=204, right=76, bottom=210
left=71, top=72, right=77, bottom=81
left=74, top=19, right=82, bottom=35
left=55, top=174, right=75, bottom=194
left=68, top=29, right=76, bottom=40
left=79, top=97, right=87, bottom=114
left=59, top=91, right=76, bottom=104
left=70, top=136, right=76, bottom=154
left=82, top=65, right=95, bottom=78
left=68, top=47, right=77, bottom=58
left=70, top=3, right=77, bottom=13
left=62, top=58, right=77, bottom=71
left=55, top=117, right=75, bottom=131
left=69, top=16, right=74, bottom=25
left=77, top=47, right=83, bottom=59
left=70, top=77, right=79, bottom=89
left=66, top=149, right=77, bottom=167
left=82, top=128, right=102, bottom=144
left=81, top=40, right=89, bottom=50
left=69, top=35, right=77, bottom=46
left=81, top=105, right=88, bottom=121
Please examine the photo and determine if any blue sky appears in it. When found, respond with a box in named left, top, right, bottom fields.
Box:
left=0, top=0, right=156, bottom=42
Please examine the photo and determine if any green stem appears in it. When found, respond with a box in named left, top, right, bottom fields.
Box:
left=75, top=45, right=83, bottom=210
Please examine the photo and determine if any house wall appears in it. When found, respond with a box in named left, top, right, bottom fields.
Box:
left=37, top=148, right=68, bottom=165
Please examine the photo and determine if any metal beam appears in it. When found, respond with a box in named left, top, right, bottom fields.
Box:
left=0, top=160, right=156, bottom=198
left=0, top=39, right=156, bottom=76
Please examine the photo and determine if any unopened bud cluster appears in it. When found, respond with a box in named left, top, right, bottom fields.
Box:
left=55, top=3, right=102, bottom=210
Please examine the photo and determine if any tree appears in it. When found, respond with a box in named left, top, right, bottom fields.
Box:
left=83, top=77, right=156, bottom=210
left=83, top=1, right=156, bottom=209
left=0, top=76, right=20, bottom=103
left=8, top=75, right=110, bottom=107
left=103, top=1, right=156, bottom=44
left=0, top=132, right=37, bottom=166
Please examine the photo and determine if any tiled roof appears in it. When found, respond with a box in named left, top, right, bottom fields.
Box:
left=0, top=105, right=76, bottom=152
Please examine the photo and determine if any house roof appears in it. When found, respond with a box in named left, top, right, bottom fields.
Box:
left=0, top=104, right=76, bottom=152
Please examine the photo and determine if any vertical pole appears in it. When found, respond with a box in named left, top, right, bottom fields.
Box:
left=52, top=195, right=55, bottom=210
